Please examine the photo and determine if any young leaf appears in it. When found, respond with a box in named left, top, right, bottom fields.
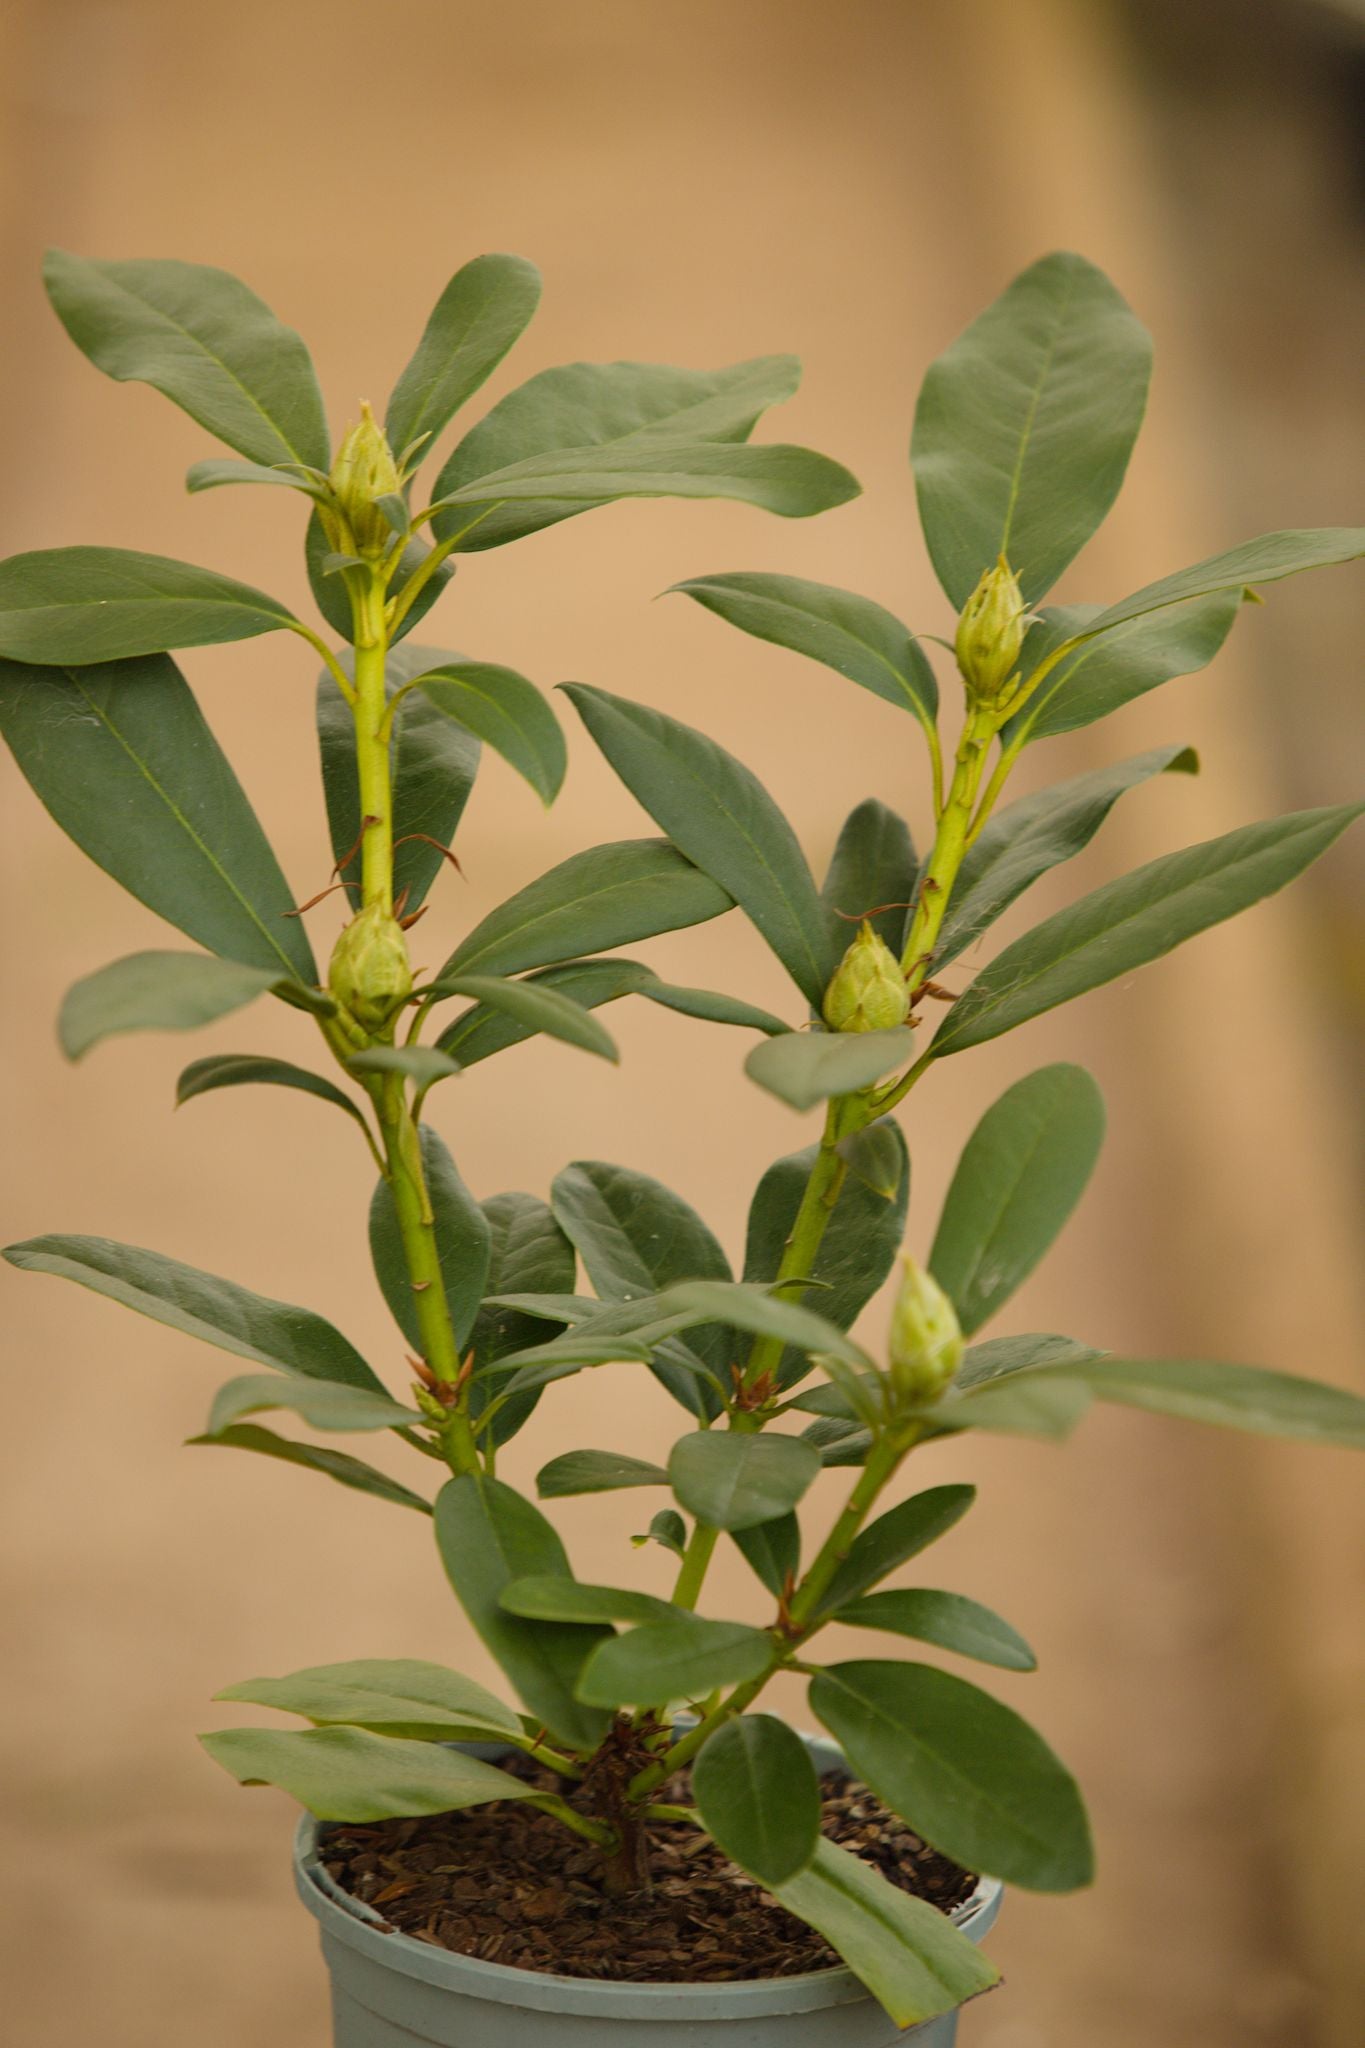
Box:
left=306, top=514, right=453, bottom=644
left=832, top=1589, right=1037, bottom=1672
left=633, top=1509, right=687, bottom=1557
left=911, top=251, right=1151, bottom=606
left=2, top=1235, right=387, bottom=1392
left=731, top=1512, right=801, bottom=1596
left=576, top=1616, right=772, bottom=1707
left=817, top=1485, right=977, bottom=1613
left=59, top=951, right=320, bottom=1061
left=773, top=1836, right=999, bottom=2027
left=668, top=1430, right=821, bottom=1531
left=930, top=1064, right=1105, bottom=1336
left=201, top=1725, right=532, bottom=1822
left=822, top=799, right=919, bottom=954
left=384, top=254, right=542, bottom=463
left=1085, top=526, right=1365, bottom=636
left=1004, top=593, right=1240, bottom=745
left=176, top=1054, right=371, bottom=1137
left=933, top=803, right=1365, bottom=1056
left=565, top=684, right=836, bottom=1005
left=693, top=1715, right=821, bottom=1887
left=0, top=653, right=316, bottom=982
left=536, top=1450, right=668, bottom=1497
left=0, top=548, right=297, bottom=663
left=189, top=1424, right=432, bottom=1514
left=499, top=1577, right=675, bottom=1626
left=936, top=747, right=1199, bottom=968
left=437, top=839, right=733, bottom=982
left=671, top=573, right=938, bottom=734
left=215, top=1658, right=521, bottom=1739
left=810, top=1661, right=1093, bottom=1892
left=414, top=663, right=566, bottom=805
left=205, top=1374, right=421, bottom=1435
left=423, top=974, right=616, bottom=1062
left=434, top=1472, right=611, bottom=1749
left=745, top=1027, right=917, bottom=1112
left=369, top=1126, right=490, bottom=1352
left=44, top=250, right=330, bottom=471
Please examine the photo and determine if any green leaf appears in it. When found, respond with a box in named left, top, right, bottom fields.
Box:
left=430, top=355, right=806, bottom=552
left=429, top=438, right=858, bottom=525
left=633, top=979, right=789, bottom=1034
left=385, top=254, right=542, bottom=463
left=731, top=1512, right=802, bottom=1596
left=499, top=1576, right=675, bottom=1626
left=955, top=1332, right=1104, bottom=1392
left=930, top=1064, right=1105, bottom=1336
left=424, top=974, right=616, bottom=1061
left=369, top=1126, right=490, bottom=1352
left=317, top=643, right=480, bottom=914
left=176, top=1054, right=371, bottom=1137
left=928, top=1374, right=1092, bottom=1442
left=216, top=1658, right=521, bottom=1739
left=668, top=1429, right=821, bottom=1532
left=438, top=839, right=733, bottom=982
left=206, top=1373, right=420, bottom=1435
left=466, top=1192, right=575, bottom=1448
left=1004, top=593, right=1241, bottom=745
left=435, top=1472, right=610, bottom=1749
left=1085, top=527, right=1365, bottom=635
left=1054, top=1356, right=1365, bottom=1447
left=412, top=663, right=565, bottom=806
left=822, top=799, right=920, bottom=955
left=934, top=803, right=1365, bottom=1056
left=937, top=747, right=1199, bottom=968
left=347, top=1047, right=462, bottom=1089
left=576, top=1616, right=773, bottom=1707
left=911, top=250, right=1151, bottom=606
left=633, top=1509, right=687, bottom=1557
left=550, top=1160, right=731, bottom=1418
left=44, top=250, right=329, bottom=471
left=672, top=573, right=937, bottom=734
left=565, top=685, right=835, bottom=1005
left=833, top=1589, right=1037, bottom=1671
left=0, top=652, right=316, bottom=981
left=810, top=1661, right=1093, bottom=1892
left=745, top=1125, right=909, bottom=1390
left=0, top=548, right=297, bottom=664
left=745, top=1028, right=917, bottom=1112
left=201, top=1725, right=532, bottom=1822
left=803, top=1416, right=873, bottom=1467
left=773, top=1836, right=999, bottom=2028
left=693, top=1715, right=821, bottom=1887
left=185, top=457, right=327, bottom=498
left=656, top=1280, right=876, bottom=1374
left=58, top=950, right=322, bottom=1061
left=835, top=1121, right=908, bottom=1200
left=536, top=1450, right=668, bottom=1497
left=818, top=1485, right=977, bottom=1613
left=188, top=1424, right=432, bottom=1514
left=306, top=514, right=454, bottom=644
left=1, top=1234, right=387, bottom=1392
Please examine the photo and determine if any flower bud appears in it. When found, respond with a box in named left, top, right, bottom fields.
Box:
left=822, top=921, right=910, bottom=1033
left=320, top=402, right=402, bottom=557
left=328, top=900, right=412, bottom=1034
left=887, top=1257, right=963, bottom=1404
left=954, top=555, right=1031, bottom=708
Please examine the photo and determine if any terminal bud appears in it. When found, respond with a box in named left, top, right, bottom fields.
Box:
left=822, top=921, right=910, bottom=1033
left=887, top=1257, right=963, bottom=1404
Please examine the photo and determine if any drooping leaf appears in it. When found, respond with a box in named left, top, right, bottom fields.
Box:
left=731, top=1512, right=802, bottom=1596
left=435, top=1472, right=610, bottom=1749
left=745, top=1027, right=917, bottom=1111
left=423, top=974, right=616, bottom=1061
left=1, top=1234, right=387, bottom=1392
left=672, top=573, right=938, bottom=735
left=58, top=951, right=323, bottom=1061
left=536, top=1450, right=668, bottom=1497
left=188, top=1424, right=432, bottom=1513
left=936, top=747, right=1199, bottom=968
left=930, top=1065, right=1105, bottom=1336
left=821, top=799, right=920, bottom=954
left=437, top=839, right=733, bottom=983
left=0, top=548, right=297, bottom=664
left=1085, top=527, right=1365, bottom=635
left=911, top=250, right=1151, bottom=606
left=668, top=1429, right=821, bottom=1532
left=216, top=1658, right=522, bottom=1739
left=693, top=1715, right=821, bottom=1887
left=408, top=663, right=566, bottom=806
left=832, top=1589, right=1037, bottom=1671
left=565, top=685, right=836, bottom=1005
left=816, top=1485, right=977, bottom=1614
left=1004, top=593, right=1241, bottom=745
left=201, top=1724, right=532, bottom=1821
left=499, top=1577, right=675, bottom=1626
left=576, top=1616, right=773, bottom=1707
left=0, top=653, right=316, bottom=981
left=369, top=1126, right=490, bottom=1352
left=385, top=254, right=543, bottom=463
left=205, top=1373, right=420, bottom=1436
left=934, top=803, right=1365, bottom=1056
left=44, top=250, right=330, bottom=470
left=175, top=1054, right=372, bottom=1138
left=810, top=1661, right=1093, bottom=1892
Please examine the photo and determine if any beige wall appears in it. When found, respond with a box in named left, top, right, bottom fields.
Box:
left=1, top=4, right=1362, bottom=2045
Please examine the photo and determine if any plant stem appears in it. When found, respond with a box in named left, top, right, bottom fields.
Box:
left=900, top=701, right=995, bottom=988
left=738, top=1095, right=856, bottom=1396
left=670, top=1523, right=719, bottom=1608
left=351, top=576, right=394, bottom=914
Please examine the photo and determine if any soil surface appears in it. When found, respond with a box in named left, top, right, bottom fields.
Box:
left=321, top=1757, right=975, bottom=1983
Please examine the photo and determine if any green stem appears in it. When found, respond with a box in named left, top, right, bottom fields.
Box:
left=900, top=701, right=995, bottom=987
left=739, top=1095, right=855, bottom=1396
left=670, top=1523, right=719, bottom=1608
left=351, top=577, right=393, bottom=915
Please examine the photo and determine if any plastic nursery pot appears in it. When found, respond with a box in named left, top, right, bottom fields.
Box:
left=292, top=1735, right=1004, bottom=2048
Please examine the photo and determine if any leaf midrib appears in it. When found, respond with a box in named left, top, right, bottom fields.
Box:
left=998, top=263, right=1077, bottom=563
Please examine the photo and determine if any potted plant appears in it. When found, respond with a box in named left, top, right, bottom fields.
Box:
left=2, top=246, right=1362, bottom=2047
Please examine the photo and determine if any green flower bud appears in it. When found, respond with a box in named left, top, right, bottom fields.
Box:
left=320, top=401, right=402, bottom=558
left=328, top=900, right=412, bottom=1034
left=887, top=1257, right=963, bottom=1404
left=954, top=555, right=1031, bottom=708
left=822, top=920, right=910, bottom=1033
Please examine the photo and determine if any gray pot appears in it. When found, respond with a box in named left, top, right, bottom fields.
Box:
left=292, top=1737, right=1003, bottom=2048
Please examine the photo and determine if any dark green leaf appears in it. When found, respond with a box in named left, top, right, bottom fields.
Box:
left=955, top=1332, right=1104, bottom=1393
left=1086, top=527, right=1365, bottom=635
left=1004, top=593, right=1241, bottom=745
left=415, top=663, right=565, bottom=805
left=215, top=1658, right=520, bottom=1738
left=810, top=1661, right=1093, bottom=1891
left=369, top=1126, right=490, bottom=1352
left=911, top=251, right=1151, bottom=606
left=385, top=254, right=542, bottom=463
left=59, top=951, right=309, bottom=1060
left=188, top=1424, right=432, bottom=1513
left=633, top=1509, right=687, bottom=1557
left=934, top=803, right=1365, bottom=1056
left=636, top=980, right=789, bottom=1034
left=0, top=653, right=316, bottom=981
left=176, top=1054, right=371, bottom=1136
left=693, top=1715, right=820, bottom=1886
left=818, top=1486, right=976, bottom=1613
left=467, top=1192, right=575, bottom=1447
left=822, top=800, right=919, bottom=954
left=45, top=250, right=329, bottom=470
left=429, top=439, right=858, bottom=524
left=731, top=1513, right=801, bottom=1596
left=0, top=548, right=296, bottom=663
left=536, top=1450, right=668, bottom=1497
left=1056, top=1356, right=1365, bottom=1447
left=668, top=1430, right=821, bottom=1531
left=930, top=1065, right=1105, bottom=1336
left=833, top=1589, right=1037, bottom=1671
left=424, top=974, right=616, bottom=1061
left=201, top=1725, right=531, bottom=1821
left=576, top=1616, right=772, bottom=1707
left=835, top=1121, right=907, bottom=1200
left=205, top=1373, right=419, bottom=1435
left=745, top=1028, right=917, bottom=1111
left=803, top=1416, right=873, bottom=1467
left=565, top=685, right=835, bottom=1004
left=655, top=1281, right=875, bottom=1375
left=499, top=1577, right=674, bottom=1626
left=435, top=1472, right=610, bottom=1749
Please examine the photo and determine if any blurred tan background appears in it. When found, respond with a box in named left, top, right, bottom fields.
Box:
left=2, top=2, right=1363, bottom=2043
